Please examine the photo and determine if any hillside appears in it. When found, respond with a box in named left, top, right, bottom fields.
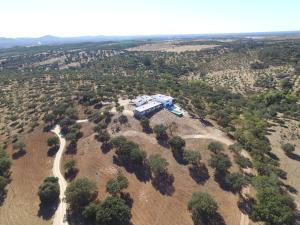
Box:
left=0, top=36, right=299, bottom=225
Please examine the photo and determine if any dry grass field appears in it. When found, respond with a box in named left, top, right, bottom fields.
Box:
left=127, top=41, right=219, bottom=53
left=0, top=128, right=54, bottom=225
left=63, top=110, right=249, bottom=225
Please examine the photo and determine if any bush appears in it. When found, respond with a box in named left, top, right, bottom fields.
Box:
left=225, top=172, right=248, bottom=192
left=38, top=177, right=60, bottom=203
left=147, top=154, right=168, bottom=176
left=96, top=196, right=132, bottom=225
left=208, top=153, right=231, bottom=173
left=281, top=143, right=295, bottom=155
left=208, top=141, right=224, bottom=154
left=0, top=150, right=11, bottom=176
left=183, top=150, right=201, bottom=165
left=188, top=192, right=218, bottom=223
left=168, top=136, right=185, bottom=154
left=0, top=176, right=8, bottom=197
left=153, top=124, right=168, bottom=140
left=106, top=171, right=129, bottom=196
left=65, top=178, right=97, bottom=208
left=140, top=117, right=151, bottom=132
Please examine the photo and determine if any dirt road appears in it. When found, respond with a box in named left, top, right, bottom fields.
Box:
left=51, top=125, right=68, bottom=225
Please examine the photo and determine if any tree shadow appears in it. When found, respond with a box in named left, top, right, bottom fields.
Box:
left=37, top=199, right=59, bottom=220
left=47, top=146, right=59, bottom=157
left=282, top=183, right=298, bottom=194
left=151, top=172, right=175, bottom=196
left=113, top=156, right=151, bottom=182
left=67, top=208, right=85, bottom=225
left=12, top=149, right=27, bottom=160
left=43, top=125, right=53, bottom=132
left=65, top=169, right=79, bottom=182
left=238, top=195, right=255, bottom=215
left=101, top=142, right=113, bottom=154
left=66, top=141, right=77, bottom=154
left=120, top=192, right=134, bottom=208
left=267, top=152, right=279, bottom=161
left=189, top=164, right=210, bottom=184
left=193, top=212, right=226, bottom=225
left=157, top=138, right=169, bottom=148
left=143, top=127, right=153, bottom=134
left=199, top=118, right=214, bottom=127
left=287, top=153, right=300, bottom=161
left=172, top=150, right=187, bottom=165
left=214, top=171, right=231, bottom=192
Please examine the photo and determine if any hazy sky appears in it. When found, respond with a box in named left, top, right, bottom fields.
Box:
left=1, top=0, right=299, bottom=37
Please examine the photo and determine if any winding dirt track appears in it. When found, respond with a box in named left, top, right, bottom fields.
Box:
left=51, top=120, right=88, bottom=225
left=51, top=125, right=68, bottom=225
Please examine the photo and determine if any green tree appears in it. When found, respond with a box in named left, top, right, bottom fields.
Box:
left=168, top=136, right=185, bottom=154
left=251, top=187, right=295, bottom=225
left=225, top=172, right=248, bottom=193
left=12, top=141, right=26, bottom=152
left=183, top=150, right=201, bottom=165
left=209, top=153, right=231, bottom=173
left=208, top=141, right=224, bottom=154
left=153, top=124, right=168, bottom=140
left=64, top=159, right=77, bottom=178
left=140, top=117, right=151, bottom=132
left=47, top=136, right=59, bottom=147
left=188, top=192, right=218, bottom=223
left=0, top=150, right=11, bottom=176
left=97, top=130, right=111, bottom=143
left=106, top=171, right=129, bottom=196
left=38, top=177, right=60, bottom=203
left=96, top=196, right=132, bottom=225
left=65, top=178, right=97, bottom=208
left=281, top=143, right=295, bottom=156
left=0, top=176, right=8, bottom=197
left=147, top=154, right=168, bottom=176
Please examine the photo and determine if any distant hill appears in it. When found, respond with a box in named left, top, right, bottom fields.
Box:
left=1, top=31, right=300, bottom=48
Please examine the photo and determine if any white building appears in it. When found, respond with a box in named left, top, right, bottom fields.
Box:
left=133, top=95, right=152, bottom=106
left=133, top=100, right=163, bottom=118
left=152, top=94, right=174, bottom=107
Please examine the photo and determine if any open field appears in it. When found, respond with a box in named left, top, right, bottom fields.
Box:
left=63, top=108, right=250, bottom=225
left=0, top=128, right=54, bottom=225
left=127, top=41, right=219, bottom=53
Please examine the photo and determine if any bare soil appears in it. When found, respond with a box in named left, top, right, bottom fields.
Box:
left=68, top=110, right=245, bottom=225
left=0, top=128, right=54, bottom=225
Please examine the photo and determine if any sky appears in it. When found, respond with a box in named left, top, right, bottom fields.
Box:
left=0, top=0, right=299, bottom=38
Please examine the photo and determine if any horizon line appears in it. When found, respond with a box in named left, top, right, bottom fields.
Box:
left=2, top=30, right=300, bottom=39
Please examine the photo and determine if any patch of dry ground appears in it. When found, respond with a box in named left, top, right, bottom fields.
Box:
left=127, top=41, right=219, bottom=53
left=0, top=128, right=54, bottom=225
left=67, top=109, right=249, bottom=225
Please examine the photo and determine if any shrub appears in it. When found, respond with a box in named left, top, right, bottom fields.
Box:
left=65, top=178, right=97, bottom=208
left=281, top=143, right=295, bottom=155
left=208, top=141, right=224, bottom=154
left=188, top=192, right=218, bottom=223
left=106, top=171, right=129, bottom=196
left=38, top=177, right=60, bottom=203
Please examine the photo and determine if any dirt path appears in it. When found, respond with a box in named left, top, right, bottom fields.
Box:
left=51, top=120, right=88, bottom=225
left=51, top=125, right=68, bottom=225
